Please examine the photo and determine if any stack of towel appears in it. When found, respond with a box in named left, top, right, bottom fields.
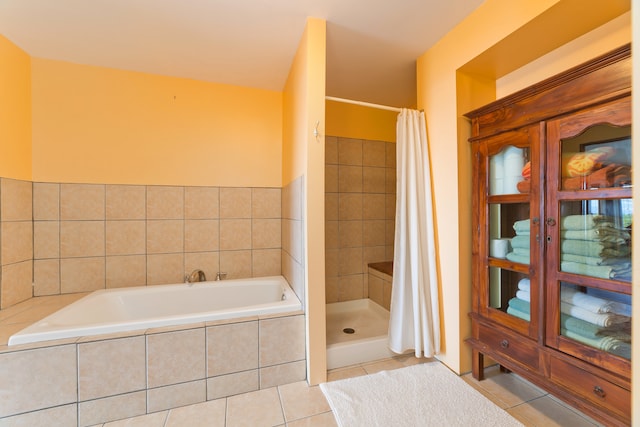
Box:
left=506, top=219, right=530, bottom=265
left=559, top=215, right=631, bottom=282
left=506, top=282, right=631, bottom=359
left=559, top=286, right=631, bottom=359
left=506, top=278, right=531, bottom=321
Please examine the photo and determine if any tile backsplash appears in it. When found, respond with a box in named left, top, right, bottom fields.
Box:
left=33, top=183, right=282, bottom=296
left=0, top=177, right=288, bottom=308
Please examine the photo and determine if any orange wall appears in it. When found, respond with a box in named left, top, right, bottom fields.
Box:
left=0, top=36, right=32, bottom=180
left=325, top=100, right=397, bottom=142
left=31, top=58, right=283, bottom=187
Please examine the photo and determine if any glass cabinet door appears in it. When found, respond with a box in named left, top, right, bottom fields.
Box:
left=545, top=97, right=632, bottom=371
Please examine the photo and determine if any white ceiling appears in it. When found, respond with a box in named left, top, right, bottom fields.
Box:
left=0, top=0, right=484, bottom=108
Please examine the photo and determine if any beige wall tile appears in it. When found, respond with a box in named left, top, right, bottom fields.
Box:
left=207, top=321, right=258, bottom=376
left=363, top=167, right=386, bottom=193
left=1, top=403, right=77, bottom=427
left=106, top=220, right=146, bottom=255
left=219, top=219, right=251, bottom=250
left=252, top=218, right=280, bottom=249
left=147, top=186, right=184, bottom=219
left=362, top=220, right=386, bottom=246
left=78, top=390, right=146, bottom=426
left=252, top=188, right=281, bottom=219
left=325, top=193, right=338, bottom=221
left=78, top=336, right=146, bottom=401
left=185, top=219, right=219, bottom=252
left=282, top=177, right=303, bottom=221
left=1, top=221, right=33, bottom=265
left=1, top=261, right=33, bottom=308
left=325, top=276, right=339, bottom=303
left=339, top=274, right=364, bottom=301
left=383, top=278, right=393, bottom=310
left=325, top=164, right=338, bottom=193
left=147, top=220, right=184, bottom=254
left=278, top=381, right=330, bottom=422
left=386, top=193, right=396, bottom=219
left=386, top=141, right=396, bottom=167
left=60, top=221, right=105, bottom=258
left=338, top=247, right=362, bottom=275
left=60, top=257, right=105, bottom=293
left=106, top=185, right=146, bottom=220
left=325, top=249, right=338, bottom=278
left=363, top=140, right=387, bottom=167
left=325, top=136, right=338, bottom=164
left=166, top=396, right=227, bottom=427
left=147, top=253, right=184, bottom=285
left=324, top=221, right=338, bottom=250
left=338, top=138, right=362, bottom=165
left=1, top=178, right=32, bottom=221
left=60, top=184, right=105, bottom=220
left=368, top=272, right=384, bottom=307
left=363, top=246, right=387, bottom=269
left=106, top=255, right=146, bottom=288
left=33, top=182, right=60, bottom=221
left=219, top=250, right=252, bottom=279
left=338, top=194, right=362, bottom=220
left=0, top=344, right=77, bottom=417
left=226, top=388, right=284, bottom=427
left=386, top=167, right=397, bottom=193
left=252, top=249, right=281, bottom=277
left=185, top=186, right=219, bottom=219
left=34, top=221, right=59, bottom=259
left=386, top=219, right=395, bottom=246
left=220, top=187, right=251, bottom=219
left=259, top=315, right=305, bottom=366
left=338, top=221, right=362, bottom=248
left=34, top=259, right=61, bottom=296
left=184, top=252, right=219, bottom=283
left=260, top=360, right=307, bottom=389
left=147, top=328, right=206, bottom=388
left=338, top=165, right=362, bottom=193
left=206, top=370, right=259, bottom=401
left=147, top=380, right=206, bottom=414
left=362, top=194, right=386, bottom=220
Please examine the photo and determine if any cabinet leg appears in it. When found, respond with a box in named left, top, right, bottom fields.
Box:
left=472, top=349, right=484, bottom=381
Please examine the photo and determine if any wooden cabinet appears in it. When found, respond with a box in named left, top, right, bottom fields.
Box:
left=465, top=44, right=631, bottom=426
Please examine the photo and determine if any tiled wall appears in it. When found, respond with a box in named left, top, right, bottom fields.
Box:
left=0, top=313, right=306, bottom=425
left=32, top=183, right=282, bottom=296
left=281, top=175, right=305, bottom=308
left=325, top=136, right=396, bottom=303
left=0, top=179, right=33, bottom=309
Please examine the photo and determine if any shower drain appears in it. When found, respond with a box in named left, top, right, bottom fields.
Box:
left=343, top=328, right=355, bottom=334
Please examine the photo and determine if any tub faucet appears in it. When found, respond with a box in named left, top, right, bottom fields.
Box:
left=215, top=272, right=227, bottom=281
left=185, top=269, right=206, bottom=284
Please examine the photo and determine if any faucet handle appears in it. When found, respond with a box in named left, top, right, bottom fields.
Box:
left=216, top=272, right=227, bottom=280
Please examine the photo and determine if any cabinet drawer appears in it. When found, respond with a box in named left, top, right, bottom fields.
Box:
left=477, top=324, right=538, bottom=370
left=550, top=358, right=630, bottom=420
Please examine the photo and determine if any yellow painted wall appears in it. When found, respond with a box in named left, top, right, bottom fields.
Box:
left=0, top=36, right=31, bottom=180
left=325, top=100, right=397, bottom=142
left=283, top=17, right=327, bottom=385
left=416, top=0, right=631, bottom=375
left=31, top=58, right=282, bottom=187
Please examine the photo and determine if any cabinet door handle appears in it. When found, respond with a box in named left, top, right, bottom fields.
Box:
left=593, top=385, right=606, bottom=398
left=500, top=339, right=509, bottom=349
left=546, top=217, right=556, bottom=226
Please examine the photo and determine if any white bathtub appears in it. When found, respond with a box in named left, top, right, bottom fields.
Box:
left=9, top=275, right=301, bottom=346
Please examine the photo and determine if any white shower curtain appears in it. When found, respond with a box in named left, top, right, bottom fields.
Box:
left=388, top=108, right=440, bottom=358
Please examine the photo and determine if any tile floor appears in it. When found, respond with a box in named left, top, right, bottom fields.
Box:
left=96, top=354, right=604, bottom=427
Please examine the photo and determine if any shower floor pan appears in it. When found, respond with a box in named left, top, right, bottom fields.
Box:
left=326, top=298, right=396, bottom=369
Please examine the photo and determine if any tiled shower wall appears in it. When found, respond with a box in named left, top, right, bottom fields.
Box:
left=325, top=136, right=396, bottom=303
left=281, top=175, right=305, bottom=308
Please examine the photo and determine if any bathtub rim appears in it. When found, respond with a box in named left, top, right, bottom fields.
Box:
left=8, top=275, right=302, bottom=347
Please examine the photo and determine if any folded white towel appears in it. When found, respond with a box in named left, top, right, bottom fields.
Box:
left=516, top=289, right=530, bottom=302
left=517, top=278, right=530, bottom=292
left=560, top=302, right=628, bottom=327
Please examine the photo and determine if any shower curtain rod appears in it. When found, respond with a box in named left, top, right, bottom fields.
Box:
left=325, top=96, right=402, bottom=113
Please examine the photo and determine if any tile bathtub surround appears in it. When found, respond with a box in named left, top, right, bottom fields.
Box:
left=0, top=178, right=33, bottom=309
left=325, top=137, right=396, bottom=304
left=281, top=175, right=305, bottom=308
left=0, top=311, right=305, bottom=425
left=30, top=182, right=282, bottom=297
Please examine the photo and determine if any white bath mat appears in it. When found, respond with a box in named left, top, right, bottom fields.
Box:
left=320, top=361, right=523, bottom=427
